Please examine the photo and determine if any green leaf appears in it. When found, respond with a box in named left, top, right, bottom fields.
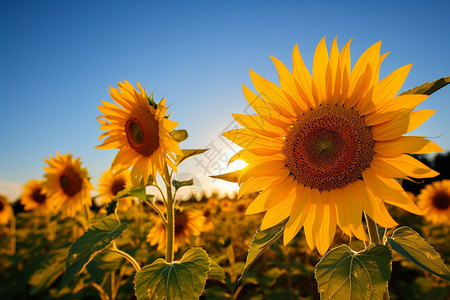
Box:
left=208, top=258, right=225, bottom=283
left=401, top=76, right=450, bottom=96
left=29, top=248, right=68, bottom=295
left=58, top=216, right=128, bottom=291
left=115, top=185, right=147, bottom=202
left=172, top=178, right=194, bottom=191
left=210, top=169, right=242, bottom=183
left=134, top=247, right=210, bottom=300
left=170, top=129, right=188, bottom=143
left=387, top=226, right=450, bottom=280
left=315, top=244, right=392, bottom=300
left=177, top=149, right=209, bottom=165
left=240, top=218, right=288, bottom=280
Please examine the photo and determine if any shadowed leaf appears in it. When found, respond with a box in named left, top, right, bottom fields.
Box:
left=401, top=77, right=450, bottom=96
left=315, top=244, right=392, bottom=300
left=387, top=226, right=450, bottom=280
left=134, top=247, right=210, bottom=300
left=58, top=216, right=128, bottom=291
left=240, top=218, right=288, bottom=280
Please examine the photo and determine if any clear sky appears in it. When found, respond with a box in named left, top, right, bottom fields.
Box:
left=1, top=0, right=449, bottom=201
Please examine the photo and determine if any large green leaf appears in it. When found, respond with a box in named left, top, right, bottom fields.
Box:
left=170, top=129, right=188, bottom=143
left=387, top=226, right=450, bottom=280
left=28, top=248, right=68, bottom=295
left=58, top=216, right=128, bottom=291
left=240, top=218, right=288, bottom=280
left=315, top=244, right=392, bottom=300
left=134, top=247, right=210, bottom=300
left=208, top=258, right=225, bottom=283
left=177, top=149, right=209, bottom=165
left=210, top=169, right=241, bottom=183
left=400, top=76, right=450, bottom=96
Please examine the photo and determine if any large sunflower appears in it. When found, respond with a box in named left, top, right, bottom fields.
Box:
left=146, top=208, right=205, bottom=252
left=20, top=179, right=53, bottom=213
left=0, top=194, right=13, bottom=225
left=43, top=152, right=93, bottom=217
left=223, top=37, right=443, bottom=255
left=417, top=180, right=450, bottom=224
left=97, top=80, right=182, bottom=185
left=97, top=169, right=133, bottom=211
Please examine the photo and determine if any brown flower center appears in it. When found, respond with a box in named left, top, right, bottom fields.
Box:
left=175, top=212, right=188, bottom=235
left=0, top=200, right=4, bottom=212
left=432, top=191, right=450, bottom=210
left=203, top=209, right=211, bottom=218
left=125, top=107, right=159, bottom=157
left=283, top=105, right=375, bottom=191
left=236, top=204, right=246, bottom=214
left=32, top=188, right=47, bottom=204
left=111, top=178, right=126, bottom=196
left=59, top=167, right=83, bottom=197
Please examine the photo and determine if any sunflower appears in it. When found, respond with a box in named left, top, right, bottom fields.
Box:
left=43, top=152, right=93, bottom=217
left=98, top=169, right=133, bottom=211
left=417, top=180, right=450, bottom=224
left=219, top=199, right=233, bottom=212
left=97, top=80, right=182, bottom=185
left=146, top=208, right=205, bottom=252
left=0, top=194, right=13, bottom=225
left=234, top=198, right=252, bottom=216
left=223, top=37, right=442, bottom=255
left=202, top=206, right=215, bottom=232
left=20, top=179, right=53, bottom=213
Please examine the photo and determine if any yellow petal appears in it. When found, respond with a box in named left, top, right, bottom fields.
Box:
left=363, top=169, right=423, bottom=215
left=283, top=184, right=310, bottom=245
left=373, top=154, right=439, bottom=179
left=316, top=200, right=336, bottom=256
left=292, top=44, right=315, bottom=107
left=358, top=64, right=411, bottom=115
left=260, top=184, right=297, bottom=230
left=374, top=136, right=444, bottom=156
left=270, top=56, right=308, bottom=113
left=232, top=113, right=286, bottom=137
left=250, top=69, right=296, bottom=117
left=312, top=37, right=329, bottom=105
left=351, top=180, right=398, bottom=228
left=303, top=188, right=323, bottom=251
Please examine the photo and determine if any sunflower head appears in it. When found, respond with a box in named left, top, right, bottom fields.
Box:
left=43, top=152, right=93, bottom=217
left=146, top=208, right=205, bottom=252
left=418, top=180, right=450, bottom=224
left=0, top=194, right=13, bottom=225
left=223, top=37, right=443, bottom=255
left=97, top=80, right=183, bottom=185
left=98, top=169, right=133, bottom=211
left=20, top=179, right=53, bottom=214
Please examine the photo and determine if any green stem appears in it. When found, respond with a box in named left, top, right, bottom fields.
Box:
left=364, top=212, right=390, bottom=300
left=364, top=212, right=381, bottom=245
left=10, top=214, right=16, bottom=255
left=164, top=165, right=175, bottom=263
left=110, top=241, right=141, bottom=272
left=84, top=204, right=91, bottom=229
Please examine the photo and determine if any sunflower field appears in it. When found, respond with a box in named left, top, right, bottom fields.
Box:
left=1, top=38, right=450, bottom=300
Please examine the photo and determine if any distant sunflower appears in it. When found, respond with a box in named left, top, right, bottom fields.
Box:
left=219, top=199, right=233, bottom=212
left=97, top=80, right=182, bottom=185
left=43, top=152, right=93, bottom=217
left=20, top=179, right=53, bottom=213
left=234, top=198, right=252, bottom=216
left=202, top=207, right=215, bottom=232
left=98, top=169, right=133, bottom=211
left=223, top=37, right=442, bottom=255
left=418, top=180, right=450, bottom=224
left=0, top=194, right=13, bottom=225
left=146, top=209, right=205, bottom=252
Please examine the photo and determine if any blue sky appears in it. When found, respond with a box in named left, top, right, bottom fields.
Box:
left=1, top=0, right=449, bottom=201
